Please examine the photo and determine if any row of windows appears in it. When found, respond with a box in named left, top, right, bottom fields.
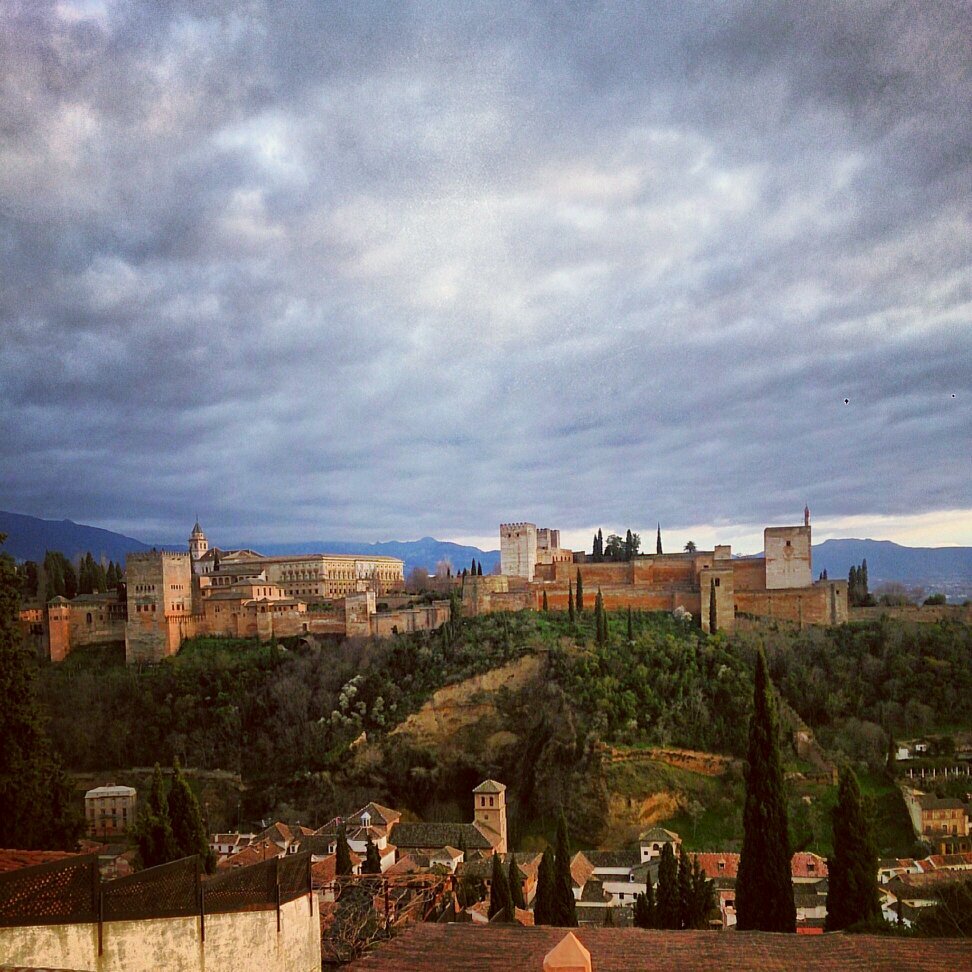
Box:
left=133, top=584, right=156, bottom=593
left=135, top=604, right=157, bottom=613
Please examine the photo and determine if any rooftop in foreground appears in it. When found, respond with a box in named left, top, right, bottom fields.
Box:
left=347, top=924, right=972, bottom=971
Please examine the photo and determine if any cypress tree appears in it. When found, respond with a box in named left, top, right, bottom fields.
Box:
left=575, top=569, right=584, bottom=614
left=861, top=559, right=869, bottom=600
left=508, top=852, right=526, bottom=909
left=597, top=528, right=604, bottom=562
left=489, top=851, right=515, bottom=921
left=634, top=885, right=655, bottom=928
left=592, top=533, right=598, bottom=559
left=885, top=732, right=897, bottom=781
left=63, top=559, right=78, bottom=599
left=709, top=578, right=718, bottom=633
left=825, top=767, right=880, bottom=930
left=167, top=759, right=216, bottom=872
left=0, top=538, right=81, bottom=850
left=677, top=845, right=693, bottom=929
left=138, top=763, right=176, bottom=868
left=534, top=847, right=555, bottom=924
left=542, top=590, right=549, bottom=612
left=363, top=834, right=382, bottom=874
left=689, top=854, right=714, bottom=929
left=336, top=824, right=353, bottom=876
left=656, top=524, right=663, bottom=555
left=471, top=559, right=477, bottom=575
left=594, top=589, right=604, bottom=644
left=479, top=561, right=484, bottom=576
left=656, top=842, right=680, bottom=929
left=568, top=581, right=575, bottom=623
left=736, top=648, right=796, bottom=932
left=552, top=811, right=578, bottom=926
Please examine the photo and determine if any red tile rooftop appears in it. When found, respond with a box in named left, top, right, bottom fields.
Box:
left=346, top=924, right=972, bottom=971
left=0, top=850, right=78, bottom=874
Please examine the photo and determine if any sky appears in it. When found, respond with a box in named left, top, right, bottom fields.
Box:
left=1, top=0, right=970, bottom=554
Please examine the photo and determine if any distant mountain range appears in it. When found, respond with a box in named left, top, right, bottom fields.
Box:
left=2, top=511, right=970, bottom=594
left=0, top=510, right=153, bottom=564
left=0, top=511, right=499, bottom=575
left=811, top=538, right=972, bottom=594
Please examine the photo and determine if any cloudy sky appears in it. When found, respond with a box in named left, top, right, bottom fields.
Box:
left=1, top=0, right=969, bottom=553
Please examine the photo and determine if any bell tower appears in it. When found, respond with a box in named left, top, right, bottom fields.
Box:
left=472, top=779, right=508, bottom=854
left=188, top=520, right=208, bottom=565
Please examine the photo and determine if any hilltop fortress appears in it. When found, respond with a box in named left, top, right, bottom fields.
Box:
left=464, top=510, right=847, bottom=633
left=24, top=510, right=847, bottom=664
left=32, top=524, right=451, bottom=664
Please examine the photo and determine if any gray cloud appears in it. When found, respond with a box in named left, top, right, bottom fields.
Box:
left=1, top=0, right=969, bottom=546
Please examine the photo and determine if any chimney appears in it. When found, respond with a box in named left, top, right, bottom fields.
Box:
left=543, top=931, right=592, bottom=972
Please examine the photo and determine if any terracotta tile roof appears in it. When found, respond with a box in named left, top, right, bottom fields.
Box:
left=569, top=852, right=595, bottom=889
left=311, top=854, right=337, bottom=886
left=692, top=853, right=740, bottom=879
left=459, top=852, right=542, bottom=883
left=639, top=827, right=680, bottom=843
left=583, top=849, right=641, bottom=869
left=0, top=849, right=79, bottom=874
left=384, top=854, right=428, bottom=877
left=791, top=852, right=828, bottom=879
left=472, top=780, right=507, bottom=795
left=216, top=838, right=283, bottom=869
left=346, top=925, right=972, bottom=971
left=390, top=822, right=496, bottom=851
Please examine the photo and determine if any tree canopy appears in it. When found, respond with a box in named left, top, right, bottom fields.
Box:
left=735, top=647, right=795, bottom=932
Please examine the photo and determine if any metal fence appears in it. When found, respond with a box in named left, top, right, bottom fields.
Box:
left=0, top=852, right=312, bottom=936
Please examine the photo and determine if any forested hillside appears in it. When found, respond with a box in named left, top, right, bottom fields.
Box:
left=35, top=612, right=972, bottom=846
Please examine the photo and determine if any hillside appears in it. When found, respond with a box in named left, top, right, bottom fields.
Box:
left=35, top=608, right=972, bottom=855
left=0, top=510, right=151, bottom=563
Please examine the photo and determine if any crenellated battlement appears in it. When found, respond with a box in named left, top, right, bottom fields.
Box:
left=500, top=522, right=536, bottom=532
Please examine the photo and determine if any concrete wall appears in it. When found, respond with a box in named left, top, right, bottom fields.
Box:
left=764, top=526, right=812, bottom=590
left=0, top=893, right=320, bottom=972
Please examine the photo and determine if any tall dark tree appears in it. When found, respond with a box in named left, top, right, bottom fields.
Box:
left=594, top=589, right=605, bottom=645
left=43, top=550, right=65, bottom=598
left=362, top=835, right=382, bottom=874
left=137, top=763, right=176, bottom=868
left=336, top=824, right=353, bottom=876
left=477, top=561, right=483, bottom=576
left=62, top=559, right=78, bottom=599
left=489, top=850, right=515, bottom=921
left=688, top=855, right=714, bottom=929
left=625, top=529, right=635, bottom=561
left=634, top=881, right=656, bottom=928
left=677, top=845, right=694, bottom=929
left=0, top=537, right=81, bottom=850
left=552, top=812, right=578, bottom=926
left=656, top=842, right=680, bottom=929
left=542, top=590, right=549, bottom=612
left=567, top=581, right=575, bottom=624
left=534, top=847, right=555, bottom=925
left=825, top=767, right=880, bottom=930
left=508, top=852, right=526, bottom=909
left=885, top=732, right=897, bottom=781
left=736, top=648, right=796, bottom=932
left=656, top=524, right=663, bottom=555
left=575, top=569, right=584, bottom=614
left=709, top=579, right=718, bottom=633
left=167, top=759, right=216, bottom=872
left=597, top=528, right=604, bottom=562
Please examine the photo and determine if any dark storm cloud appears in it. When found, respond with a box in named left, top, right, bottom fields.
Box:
left=1, top=0, right=969, bottom=545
